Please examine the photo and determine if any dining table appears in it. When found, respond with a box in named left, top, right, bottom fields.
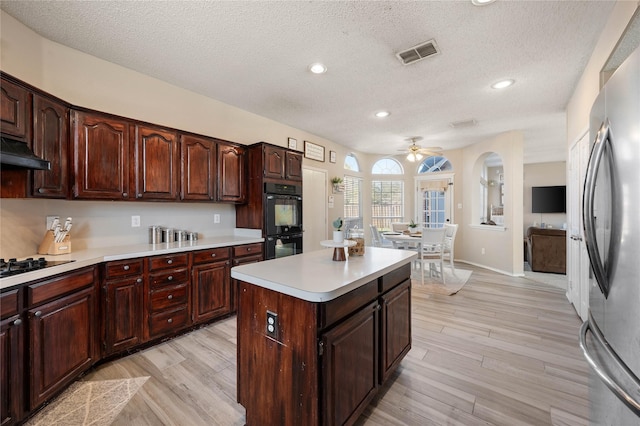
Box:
left=380, top=231, right=423, bottom=249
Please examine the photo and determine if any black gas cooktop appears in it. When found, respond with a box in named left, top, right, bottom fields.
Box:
left=0, top=257, right=75, bottom=278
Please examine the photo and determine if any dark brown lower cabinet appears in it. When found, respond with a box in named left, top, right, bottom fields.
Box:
left=27, top=267, right=98, bottom=410
left=237, top=263, right=411, bottom=426
left=103, top=276, right=144, bottom=356
left=322, top=301, right=379, bottom=426
left=0, top=290, right=23, bottom=426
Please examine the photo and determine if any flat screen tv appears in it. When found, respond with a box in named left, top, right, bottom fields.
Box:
left=532, top=186, right=566, bottom=213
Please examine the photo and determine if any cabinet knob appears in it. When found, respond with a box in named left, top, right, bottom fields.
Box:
left=167, top=259, right=173, bottom=265
left=137, top=193, right=142, bottom=198
left=167, top=294, right=173, bottom=300
left=136, top=278, right=142, bottom=283
left=247, top=248, right=252, bottom=252
left=38, top=188, right=45, bottom=194
left=167, top=318, right=173, bottom=324
left=34, top=311, right=42, bottom=318
left=13, top=319, right=22, bottom=326
left=167, top=275, right=173, bottom=281
left=123, top=265, right=130, bottom=271
left=211, top=253, right=216, bottom=257
left=123, top=192, right=128, bottom=198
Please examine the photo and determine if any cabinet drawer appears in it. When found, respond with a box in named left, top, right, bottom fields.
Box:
left=192, top=247, right=230, bottom=265
left=27, top=266, right=96, bottom=306
left=319, top=279, right=378, bottom=330
left=104, top=259, right=143, bottom=279
left=148, top=306, right=189, bottom=337
left=233, top=243, right=263, bottom=258
left=0, top=289, right=20, bottom=319
left=379, top=263, right=411, bottom=293
left=149, top=268, right=189, bottom=288
left=232, top=254, right=263, bottom=266
left=150, top=284, right=188, bottom=311
left=147, top=253, right=188, bottom=271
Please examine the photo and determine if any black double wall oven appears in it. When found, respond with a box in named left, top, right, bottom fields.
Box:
left=264, top=182, right=303, bottom=259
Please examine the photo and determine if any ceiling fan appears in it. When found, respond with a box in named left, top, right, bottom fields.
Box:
left=399, top=137, right=442, bottom=162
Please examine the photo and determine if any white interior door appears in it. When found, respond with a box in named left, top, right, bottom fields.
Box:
left=568, top=131, right=590, bottom=320
left=303, top=167, right=327, bottom=253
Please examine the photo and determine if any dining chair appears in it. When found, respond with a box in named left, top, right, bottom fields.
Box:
left=391, top=222, right=409, bottom=232
left=443, top=223, right=459, bottom=275
left=414, top=227, right=446, bottom=285
left=370, top=225, right=394, bottom=248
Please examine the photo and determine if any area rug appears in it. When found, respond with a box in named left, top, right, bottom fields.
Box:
left=411, top=267, right=472, bottom=295
left=25, top=377, right=148, bottom=426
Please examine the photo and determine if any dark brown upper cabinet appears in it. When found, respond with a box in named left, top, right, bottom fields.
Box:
left=180, top=134, right=216, bottom=201
left=263, top=144, right=286, bottom=180
left=217, top=142, right=246, bottom=203
left=0, top=78, right=32, bottom=141
left=31, top=94, right=69, bottom=198
left=131, top=124, right=179, bottom=200
left=285, top=150, right=303, bottom=181
left=72, top=110, right=131, bottom=200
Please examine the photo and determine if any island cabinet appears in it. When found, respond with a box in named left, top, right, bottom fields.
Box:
left=0, top=289, right=24, bottom=426
left=237, top=261, right=412, bottom=426
left=72, top=110, right=131, bottom=200
left=191, top=247, right=232, bottom=324
left=102, top=259, right=144, bottom=356
left=26, top=266, right=99, bottom=410
left=131, top=124, right=179, bottom=200
left=144, top=253, right=191, bottom=340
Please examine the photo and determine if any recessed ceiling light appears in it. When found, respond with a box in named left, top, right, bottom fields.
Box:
left=471, top=0, right=496, bottom=6
left=375, top=111, right=390, bottom=118
left=491, top=79, right=515, bottom=89
left=309, top=63, right=327, bottom=74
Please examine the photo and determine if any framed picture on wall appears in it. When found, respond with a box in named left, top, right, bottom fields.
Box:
left=329, top=151, right=336, bottom=163
left=288, top=137, right=297, bottom=150
left=304, top=141, right=325, bottom=162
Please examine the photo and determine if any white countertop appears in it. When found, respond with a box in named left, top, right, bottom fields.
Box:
left=0, top=235, right=264, bottom=290
left=230, top=247, right=417, bottom=302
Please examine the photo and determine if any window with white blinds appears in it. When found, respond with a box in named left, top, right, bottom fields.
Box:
left=372, top=180, right=404, bottom=231
left=343, top=175, right=363, bottom=231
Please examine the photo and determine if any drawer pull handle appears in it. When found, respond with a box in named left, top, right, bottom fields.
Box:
left=13, top=319, right=22, bottom=326
left=167, top=259, right=173, bottom=265
left=167, top=318, right=173, bottom=323
left=167, top=294, right=173, bottom=300
left=34, top=311, right=42, bottom=318
left=136, top=278, right=142, bottom=283
left=123, top=265, right=130, bottom=271
left=167, top=276, right=173, bottom=281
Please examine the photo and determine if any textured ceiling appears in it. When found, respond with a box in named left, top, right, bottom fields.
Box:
left=0, top=1, right=616, bottom=163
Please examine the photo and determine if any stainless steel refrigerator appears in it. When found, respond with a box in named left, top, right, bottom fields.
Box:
left=579, top=45, right=640, bottom=424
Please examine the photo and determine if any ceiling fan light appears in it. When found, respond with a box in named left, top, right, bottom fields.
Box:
left=407, top=153, right=416, bottom=162
left=415, top=153, right=423, bottom=160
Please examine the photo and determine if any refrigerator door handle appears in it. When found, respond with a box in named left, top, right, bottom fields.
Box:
left=579, top=311, right=640, bottom=415
left=583, top=120, right=611, bottom=298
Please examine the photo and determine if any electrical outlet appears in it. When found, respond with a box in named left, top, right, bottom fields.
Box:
left=266, top=310, right=278, bottom=339
left=481, top=247, right=485, bottom=255
left=131, top=215, right=141, bottom=227
left=214, top=214, right=221, bottom=224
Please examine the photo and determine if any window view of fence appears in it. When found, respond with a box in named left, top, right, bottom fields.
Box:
left=372, top=180, right=403, bottom=231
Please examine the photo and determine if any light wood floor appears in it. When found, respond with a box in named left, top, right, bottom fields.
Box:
left=83, top=264, right=588, bottom=425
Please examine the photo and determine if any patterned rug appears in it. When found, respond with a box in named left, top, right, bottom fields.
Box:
left=25, top=377, right=148, bottom=426
left=411, top=267, right=472, bottom=295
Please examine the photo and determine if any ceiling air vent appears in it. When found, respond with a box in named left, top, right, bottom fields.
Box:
left=396, top=39, right=440, bottom=65
left=450, top=119, right=478, bottom=129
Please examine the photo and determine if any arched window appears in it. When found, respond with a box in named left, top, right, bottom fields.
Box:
left=371, top=158, right=404, bottom=231
left=417, top=155, right=452, bottom=173
left=344, top=153, right=360, bottom=172
left=372, top=158, right=403, bottom=175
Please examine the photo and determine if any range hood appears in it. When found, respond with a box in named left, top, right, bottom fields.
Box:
left=0, top=136, right=51, bottom=170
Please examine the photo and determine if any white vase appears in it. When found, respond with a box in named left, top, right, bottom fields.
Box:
left=409, top=227, right=418, bottom=234
left=333, top=230, right=344, bottom=243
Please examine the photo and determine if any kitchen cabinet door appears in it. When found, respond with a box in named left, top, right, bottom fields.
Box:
left=31, top=94, right=69, bottom=198
left=0, top=77, right=31, bottom=141
left=192, top=259, right=231, bottom=323
left=132, top=124, right=179, bottom=200
left=263, top=145, right=285, bottom=179
left=103, top=276, right=144, bottom=356
left=285, top=150, right=303, bottom=181
left=217, top=142, right=246, bottom=203
left=0, top=290, right=24, bottom=426
left=28, top=283, right=98, bottom=409
left=180, top=134, right=216, bottom=201
left=72, top=110, right=131, bottom=200
left=379, top=279, right=411, bottom=382
left=321, top=301, right=379, bottom=426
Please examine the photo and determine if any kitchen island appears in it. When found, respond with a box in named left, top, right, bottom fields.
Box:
left=231, top=247, right=416, bottom=426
